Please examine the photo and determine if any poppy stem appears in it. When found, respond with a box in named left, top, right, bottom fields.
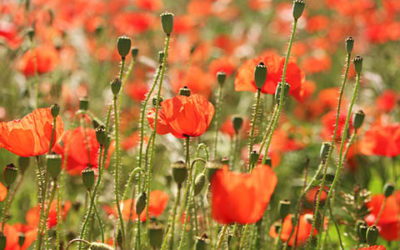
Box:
left=213, top=84, right=224, bottom=159
left=44, top=181, right=57, bottom=249
left=160, top=184, right=181, bottom=250
left=215, top=224, right=228, bottom=250
left=375, top=197, right=387, bottom=226
left=0, top=187, right=10, bottom=232
left=274, top=218, right=285, bottom=250
left=35, top=156, right=48, bottom=250
left=56, top=181, right=61, bottom=249
left=49, top=117, right=57, bottom=153
left=248, top=88, right=261, bottom=168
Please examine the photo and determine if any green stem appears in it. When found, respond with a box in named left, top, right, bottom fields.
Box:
left=215, top=225, right=228, bottom=250
left=274, top=218, right=285, bottom=250
left=49, top=117, right=57, bottom=153
left=248, top=89, right=261, bottom=168
left=56, top=182, right=60, bottom=249
left=213, top=84, right=223, bottom=159
left=35, top=156, right=47, bottom=250
left=160, top=185, right=181, bottom=250
left=1, top=187, right=10, bottom=232
left=44, top=182, right=57, bottom=249
left=375, top=198, right=387, bottom=226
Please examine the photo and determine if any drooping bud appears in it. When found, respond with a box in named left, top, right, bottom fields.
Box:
left=232, top=116, right=243, bottom=134
left=345, top=37, right=354, bottom=54
left=131, top=47, right=139, bottom=60
left=354, top=56, right=363, bottom=75
left=254, top=62, right=267, bottom=90
left=279, top=200, right=291, bottom=220
left=46, top=153, right=62, bottom=179
left=172, top=161, right=188, bottom=186
left=148, top=221, right=164, bottom=249
left=51, top=103, right=60, bottom=118
left=111, top=78, right=122, bottom=96
left=292, top=0, right=305, bottom=20
left=249, top=150, right=259, bottom=166
left=117, top=36, right=131, bottom=59
left=384, top=183, right=395, bottom=198
left=206, top=161, right=223, bottom=181
left=160, top=12, right=174, bottom=35
left=194, top=173, right=206, bottom=196
left=18, top=157, right=30, bottom=174
left=135, top=192, right=147, bottom=216
left=96, top=125, right=107, bottom=146
left=0, top=232, right=6, bottom=250
left=158, top=51, right=165, bottom=64
left=82, top=168, right=95, bottom=190
left=353, top=110, right=365, bottom=130
left=366, top=225, right=379, bottom=245
left=320, top=142, right=331, bottom=162
left=217, top=71, right=227, bottom=86
left=179, top=86, right=191, bottom=97
left=79, top=97, right=89, bottom=111
left=4, top=163, right=18, bottom=187
left=18, top=233, right=25, bottom=247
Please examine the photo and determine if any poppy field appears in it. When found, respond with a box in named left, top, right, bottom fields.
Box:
left=1, top=0, right=400, bottom=249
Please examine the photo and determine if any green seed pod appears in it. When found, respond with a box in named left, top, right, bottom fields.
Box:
left=279, top=200, right=291, bottom=220
left=18, top=157, right=30, bottom=174
left=358, top=223, right=368, bottom=243
left=148, top=222, right=164, bottom=249
left=345, top=36, right=354, bottom=54
left=79, top=97, right=89, bottom=111
left=249, top=150, right=259, bottom=166
left=131, top=47, right=139, bottom=60
left=117, top=36, right=131, bottom=58
left=152, top=96, right=164, bottom=107
left=384, top=183, right=395, bottom=198
left=0, top=232, right=6, bottom=250
left=254, top=62, right=267, bottom=89
left=194, top=234, right=209, bottom=250
left=366, top=225, right=379, bottom=245
left=89, top=242, right=114, bottom=250
left=292, top=0, right=306, bottom=20
left=135, top=192, right=147, bottom=216
left=232, top=116, right=243, bottom=134
left=217, top=71, right=227, bottom=86
left=194, top=173, right=206, bottom=196
left=96, top=125, right=107, bottom=146
left=111, top=78, right=122, bottom=96
left=18, top=233, right=25, bottom=247
left=206, top=161, right=223, bottom=181
left=354, top=56, right=363, bottom=75
left=179, top=86, right=191, bottom=97
left=263, top=157, right=272, bottom=166
left=172, top=161, right=188, bottom=185
left=275, top=82, right=290, bottom=103
left=158, top=51, right=165, bottom=64
left=4, top=163, right=18, bottom=186
left=51, top=103, right=60, bottom=118
left=320, top=142, right=331, bottom=162
left=82, top=168, right=95, bottom=190
left=353, top=110, right=365, bottom=130
left=26, top=27, right=35, bottom=41
left=160, top=12, right=174, bottom=35
left=46, top=153, right=62, bottom=179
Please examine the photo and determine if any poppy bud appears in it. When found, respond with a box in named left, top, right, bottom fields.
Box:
left=117, top=36, right=131, bottom=59
left=148, top=222, right=164, bottom=249
left=79, top=97, right=89, bottom=111
left=179, top=86, right=191, bottom=97
left=383, top=183, right=395, bottom=198
left=194, top=173, right=206, bottom=196
left=194, top=234, right=209, bottom=250
left=279, top=200, right=291, bottom=220
left=4, top=163, right=18, bottom=187
left=111, top=78, right=122, bottom=96
left=249, top=151, right=259, bottom=166
left=366, top=225, right=379, bottom=245
left=18, top=157, right=30, bottom=174
left=292, top=0, right=305, bottom=20
left=160, top=12, right=174, bottom=35
left=345, top=37, right=354, bottom=54
left=51, top=103, right=60, bottom=118
left=353, top=110, right=365, bottom=130
left=0, top=232, right=6, bottom=250
left=206, top=161, right=223, bottom=181
left=232, top=116, right=243, bottom=134
left=320, top=142, right=331, bottom=162
left=96, top=125, right=107, bottom=146
left=358, top=222, right=368, bottom=243
left=26, top=27, right=35, bottom=41
left=135, top=192, right=147, bottom=216
left=82, top=168, right=95, bottom=190
left=172, top=161, right=188, bottom=185
left=254, top=62, right=267, bottom=90
left=152, top=96, right=164, bottom=107
left=262, top=157, right=272, bottom=166
left=354, top=56, right=363, bottom=75
left=46, top=153, right=62, bottom=179
left=158, top=51, right=165, bottom=64
left=274, top=82, right=290, bottom=103
left=89, top=242, right=114, bottom=250
left=18, top=233, right=25, bottom=247
left=131, top=47, right=139, bottom=60
left=217, top=71, right=227, bottom=86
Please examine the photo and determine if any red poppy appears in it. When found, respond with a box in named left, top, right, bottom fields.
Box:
left=0, top=182, right=7, bottom=202
left=147, top=94, right=215, bottom=138
left=365, top=191, right=400, bottom=241
left=305, top=187, right=329, bottom=204
left=235, top=51, right=305, bottom=101
left=18, top=45, right=59, bottom=77
left=0, top=108, right=64, bottom=157
left=376, top=90, right=398, bottom=113
left=134, top=0, right=162, bottom=11
left=26, top=201, right=72, bottom=229
left=320, top=110, right=352, bottom=142
left=301, top=54, right=332, bottom=74
left=126, top=81, right=149, bottom=103
left=169, top=66, right=214, bottom=98
left=220, top=116, right=251, bottom=139
left=53, top=127, right=114, bottom=176
left=211, top=164, right=277, bottom=224
left=113, top=12, right=154, bottom=35
left=353, top=246, right=386, bottom=250
left=209, top=57, right=236, bottom=77
left=360, top=123, right=400, bottom=157
left=269, top=213, right=317, bottom=247
left=122, top=131, right=147, bottom=151
left=0, top=223, right=36, bottom=250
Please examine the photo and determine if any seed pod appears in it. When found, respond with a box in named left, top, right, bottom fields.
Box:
left=117, top=36, right=131, bottom=58
left=152, top=96, right=164, bottom=107
left=18, top=157, right=30, bottom=174
left=4, top=163, right=18, bottom=186
left=249, top=151, right=259, bottom=166
left=358, top=223, right=368, bottom=243
left=160, top=12, right=174, bottom=35
left=135, top=192, right=147, bottom=216
left=96, top=125, right=107, bottom=146
left=179, top=86, right=191, bottom=97
left=51, top=103, right=60, bottom=118
left=82, top=168, right=95, bottom=190
left=275, top=82, right=290, bottom=103
left=354, top=56, right=363, bottom=75
left=353, top=110, right=365, bottom=130
left=232, top=116, right=243, bottom=134
left=279, top=200, right=291, bottom=220
left=79, top=97, right=89, bottom=111
left=263, top=157, right=272, bottom=166
left=111, top=78, right=122, bottom=96
left=18, top=233, right=25, bottom=247
left=384, top=183, right=395, bottom=198
left=131, top=47, right=139, bottom=60
left=217, top=71, right=227, bottom=86
left=46, top=153, right=62, bottom=179
left=194, top=173, right=206, bottom=196
left=345, top=37, right=354, bottom=54
left=366, top=225, right=379, bottom=245
left=172, top=161, right=188, bottom=185
left=148, top=222, right=164, bottom=249
left=26, top=27, right=35, bottom=41
left=292, top=0, right=305, bottom=20
left=254, top=62, right=267, bottom=89
left=320, top=142, right=331, bottom=162
left=206, top=161, right=223, bottom=181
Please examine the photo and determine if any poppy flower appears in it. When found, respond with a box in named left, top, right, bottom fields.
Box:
left=353, top=246, right=386, bottom=250
left=122, top=131, right=146, bottom=151
left=106, top=190, right=169, bottom=222
left=305, top=187, right=329, bottom=204
left=0, top=182, right=7, bottom=202
left=360, top=123, right=400, bottom=157
left=18, top=45, right=59, bottom=77
left=301, top=54, right=332, bottom=74
left=269, top=213, right=318, bottom=247
left=235, top=51, right=305, bottom=101
left=134, top=0, right=162, bottom=11
left=320, top=110, right=352, bottom=142
left=0, top=108, right=64, bottom=157
left=147, top=94, right=215, bottom=138
left=209, top=57, right=236, bottom=77
left=169, top=66, right=214, bottom=98
left=113, top=12, right=154, bottom=35
left=376, top=90, right=398, bottom=113
left=211, top=164, right=277, bottom=224
left=126, top=81, right=149, bottom=103
left=26, top=201, right=72, bottom=229
left=0, top=223, right=36, bottom=250
left=365, top=191, right=400, bottom=241
left=53, top=127, right=114, bottom=176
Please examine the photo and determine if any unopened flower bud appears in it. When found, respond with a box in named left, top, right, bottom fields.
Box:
left=160, top=12, right=174, bottom=35
left=172, top=161, right=188, bottom=185
left=51, top=103, right=60, bottom=118
left=0, top=232, right=6, bottom=250
left=148, top=222, right=164, bottom=249
left=320, top=142, right=331, bottom=162
left=18, top=233, right=25, bottom=247
left=206, top=161, right=223, bottom=181
left=232, top=116, right=243, bottom=134
left=79, top=97, right=89, bottom=111
left=152, top=96, right=164, bottom=107
left=158, top=51, right=165, bottom=64
left=111, top=78, right=122, bottom=96
left=179, top=86, right=191, bottom=97
left=217, top=71, right=227, bottom=86
left=358, top=222, right=368, bottom=243
left=345, top=37, right=354, bottom=54
left=89, top=242, right=114, bottom=250
left=275, top=82, right=290, bottom=103
left=366, top=225, right=379, bottom=245
left=194, top=173, right=206, bottom=196
left=96, top=125, right=107, bottom=146
left=46, top=153, right=62, bottom=179
left=292, top=0, right=305, bottom=20
left=354, top=56, right=363, bottom=75
left=384, top=183, right=395, bottom=198
left=117, top=36, right=131, bottom=58
left=279, top=200, right=291, bottom=220
left=135, top=192, right=147, bottom=216
left=4, top=163, right=18, bottom=187
left=254, top=62, right=267, bottom=89
left=131, top=47, right=139, bottom=60
left=18, top=157, right=30, bottom=174
left=82, top=168, right=95, bottom=190
left=353, top=110, right=365, bottom=130
left=249, top=150, right=259, bottom=166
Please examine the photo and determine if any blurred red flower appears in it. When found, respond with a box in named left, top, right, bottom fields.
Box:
left=26, top=201, right=72, bottom=229
left=18, top=46, right=59, bottom=77
left=0, top=182, right=7, bottom=202
left=169, top=66, right=214, bottom=98
left=0, top=223, right=36, bottom=250
left=353, top=246, right=386, bottom=250
left=113, top=12, right=154, bottom=35
left=320, top=110, right=352, bottom=142
left=376, top=90, right=398, bottom=113
left=211, top=164, right=277, bottom=224
left=220, top=116, right=250, bottom=139
left=0, top=108, right=64, bottom=157
left=360, top=123, right=400, bottom=157
left=134, top=0, right=162, bottom=11
left=209, top=57, right=236, bottom=77
left=126, top=81, right=149, bottom=103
